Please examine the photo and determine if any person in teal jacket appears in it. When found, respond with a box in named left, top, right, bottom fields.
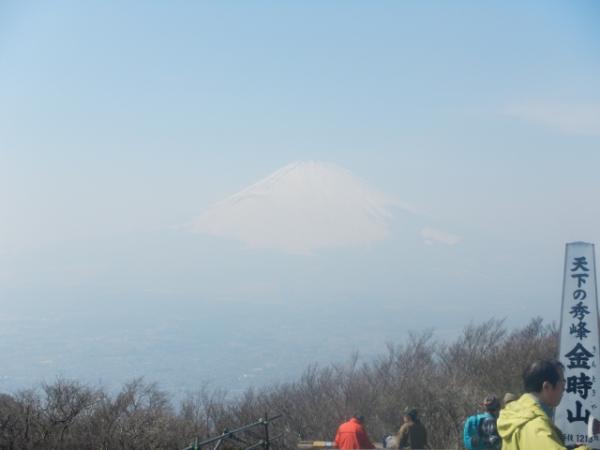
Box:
left=463, top=396, right=501, bottom=450
left=497, top=359, right=591, bottom=450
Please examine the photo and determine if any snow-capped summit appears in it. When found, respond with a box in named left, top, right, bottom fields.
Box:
left=191, top=161, right=404, bottom=254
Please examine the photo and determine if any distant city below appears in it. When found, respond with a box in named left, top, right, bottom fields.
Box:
left=0, top=295, right=489, bottom=401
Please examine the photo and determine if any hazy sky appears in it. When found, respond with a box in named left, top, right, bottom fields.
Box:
left=1, top=2, right=600, bottom=390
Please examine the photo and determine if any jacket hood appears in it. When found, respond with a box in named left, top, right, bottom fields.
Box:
left=497, top=393, right=550, bottom=440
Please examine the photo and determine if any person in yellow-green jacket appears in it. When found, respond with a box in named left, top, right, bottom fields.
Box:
left=497, top=359, right=591, bottom=450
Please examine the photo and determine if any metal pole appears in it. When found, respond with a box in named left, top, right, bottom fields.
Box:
left=182, top=415, right=282, bottom=450
left=263, top=412, right=271, bottom=450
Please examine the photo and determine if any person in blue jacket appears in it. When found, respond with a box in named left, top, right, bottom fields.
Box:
left=463, top=395, right=501, bottom=450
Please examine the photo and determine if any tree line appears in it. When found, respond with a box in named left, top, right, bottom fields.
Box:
left=0, top=318, right=557, bottom=450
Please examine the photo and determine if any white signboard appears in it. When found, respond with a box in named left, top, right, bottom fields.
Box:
left=556, top=242, right=600, bottom=448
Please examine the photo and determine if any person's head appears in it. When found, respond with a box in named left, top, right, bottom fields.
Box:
left=352, top=414, right=365, bottom=423
left=502, top=392, right=517, bottom=408
left=522, top=359, right=566, bottom=407
left=483, top=395, right=500, bottom=417
left=403, top=408, right=418, bottom=423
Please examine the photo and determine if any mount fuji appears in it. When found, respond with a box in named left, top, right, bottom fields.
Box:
left=191, top=161, right=414, bottom=254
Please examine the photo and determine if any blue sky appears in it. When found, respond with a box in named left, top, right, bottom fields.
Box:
left=1, top=1, right=600, bottom=391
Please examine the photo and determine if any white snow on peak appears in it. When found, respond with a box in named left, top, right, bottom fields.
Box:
left=191, top=161, right=405, bottom=254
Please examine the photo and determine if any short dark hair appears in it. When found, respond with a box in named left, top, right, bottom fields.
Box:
left=483, top=395, right=500, bottom=412
left=404, top=409, right=418, bottom=421
left=523, top=359, right=564, bottom=393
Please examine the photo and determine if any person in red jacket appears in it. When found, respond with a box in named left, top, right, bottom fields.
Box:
left=334, top=415, right=375, bottom=450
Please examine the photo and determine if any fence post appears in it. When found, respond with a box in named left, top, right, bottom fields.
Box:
left=264, top=412, right=271, bottom=450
